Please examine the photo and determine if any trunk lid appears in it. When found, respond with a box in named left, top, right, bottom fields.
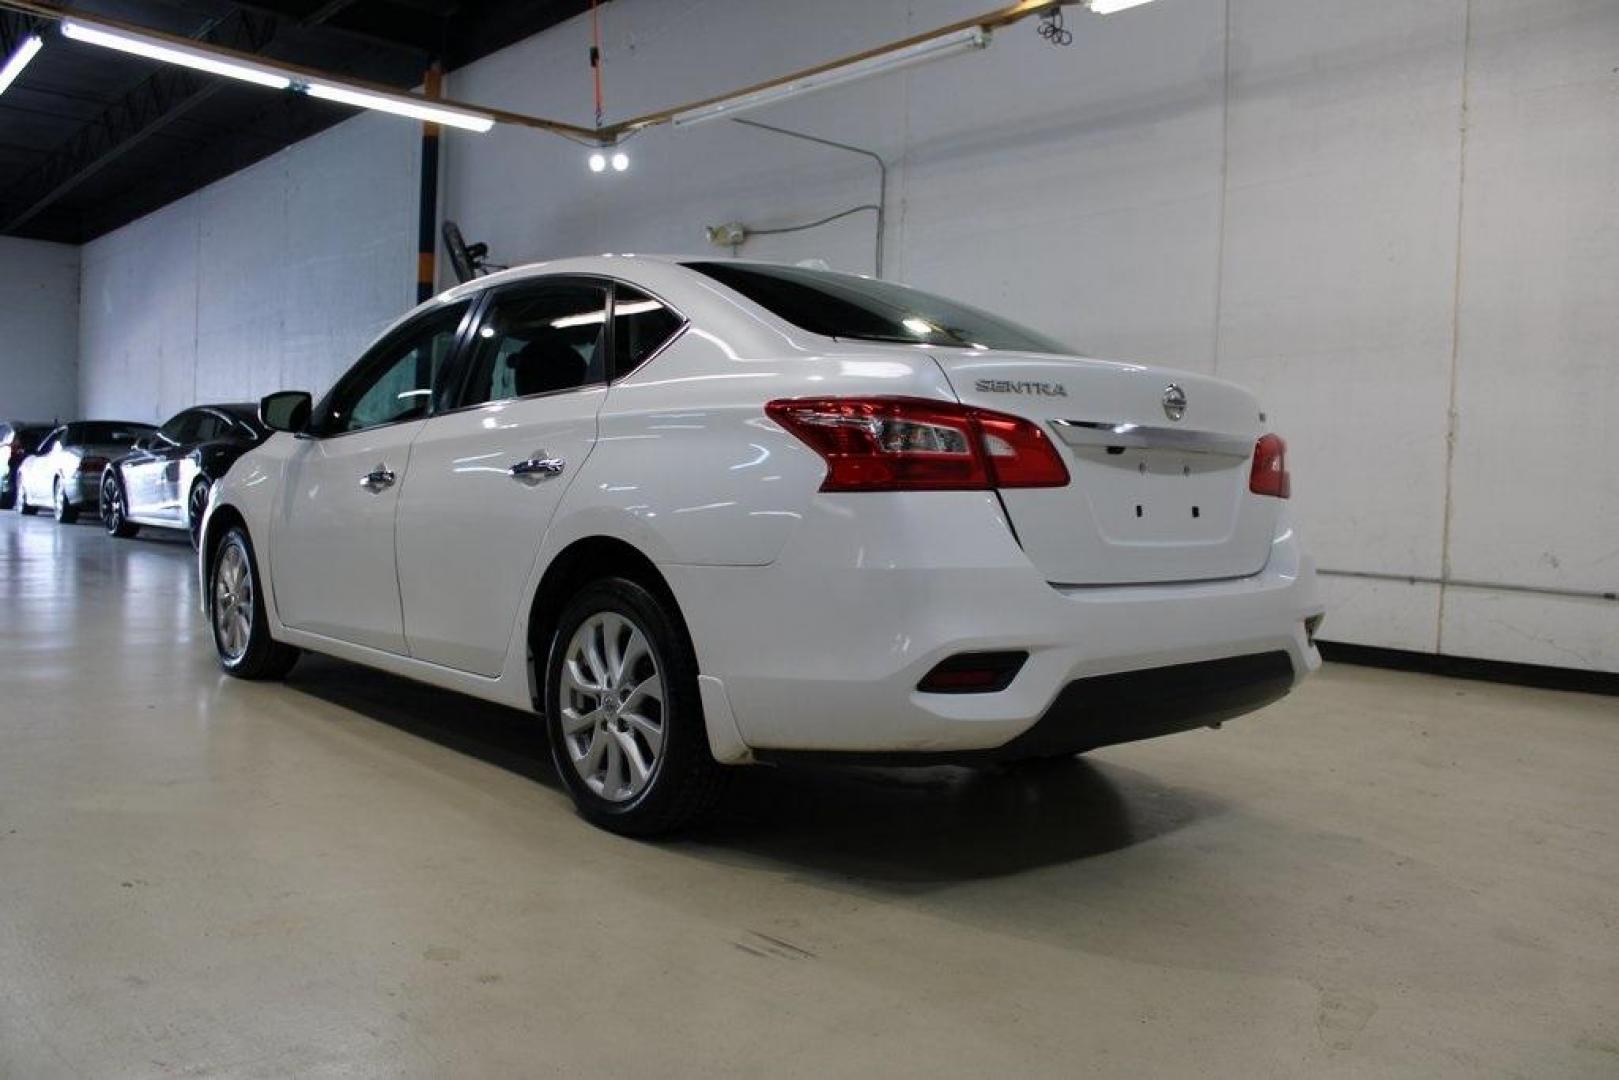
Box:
left=936, top=352, right=1277, bottom=585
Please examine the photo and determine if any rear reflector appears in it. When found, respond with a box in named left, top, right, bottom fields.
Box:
left=765, top=396, right=1069, bottom=492
left=917, top=651, right=1028, bottom=694
left=1249, top=434, right=1290, bottom=499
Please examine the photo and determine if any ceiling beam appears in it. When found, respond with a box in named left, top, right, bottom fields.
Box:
left=0, top=8, right=280, bottom=234
left=0, top=0, right=437, bottom=235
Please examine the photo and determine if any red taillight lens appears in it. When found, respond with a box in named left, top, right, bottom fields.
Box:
left=1249, top=434, right=1290, bottom=498
left=765, top=397, right=1069, bottom=492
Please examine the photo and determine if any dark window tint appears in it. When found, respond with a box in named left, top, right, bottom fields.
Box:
left=36, top=431, right=61, bottom=454
left=612, top=284, right=684, bottom=377
left=461, top=283, right=609, bottom=406
left=324, top=301, right=470, bottom=433
left=685, top=261, right=1074, bottom=355
left=158, top=411, right=201, bottom=445
left=66, top=422, right=148, bottom=447
left=192, top=413, right=229, bottom=442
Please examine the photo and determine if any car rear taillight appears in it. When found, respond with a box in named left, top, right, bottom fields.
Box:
left=764, top=397, right=1069, bottom=492
left=1249, top=434, right=1290, bottom=499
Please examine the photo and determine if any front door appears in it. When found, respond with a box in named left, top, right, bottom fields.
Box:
left=396, top=279, right=612, bottom=675
left=269, top=300, right=471, bottom=654
left=128, top=411, right=197, bottom=521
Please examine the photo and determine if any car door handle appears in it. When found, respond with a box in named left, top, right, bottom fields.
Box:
left=359, top=466, right=396, bottom=491
left=509, top=455, right=566, bottom=480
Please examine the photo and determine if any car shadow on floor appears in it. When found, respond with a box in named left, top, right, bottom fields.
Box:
left=283, top=654, right=1226, bottom=884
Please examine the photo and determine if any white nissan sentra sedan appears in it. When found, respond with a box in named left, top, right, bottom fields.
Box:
left=200, top=255, right=1323, bottom=835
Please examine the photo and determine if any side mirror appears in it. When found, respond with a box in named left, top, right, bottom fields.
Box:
left=260, top=391, right=312, bottom=434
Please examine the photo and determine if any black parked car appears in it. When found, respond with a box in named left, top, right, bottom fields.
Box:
left=101, top=404, right=267, bottom=545
left=1, top=421, right=54, bottom=510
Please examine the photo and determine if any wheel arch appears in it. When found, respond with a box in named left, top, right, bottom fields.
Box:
left=525, top=535, right=690, bottom=712
left=200, top=503, right=250, bottom=616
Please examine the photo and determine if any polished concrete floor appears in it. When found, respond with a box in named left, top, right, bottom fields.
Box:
left=1, top=512, right=1615, bottom=1078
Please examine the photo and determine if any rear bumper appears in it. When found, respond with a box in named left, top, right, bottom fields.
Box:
left=662, top=491, right=1322, bottom=759
left=758, top=652, right=1294, bottom=765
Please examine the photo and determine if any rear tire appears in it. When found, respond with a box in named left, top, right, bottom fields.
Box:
left=102, top=473, right=139, bottom=538
left=211, top=526, right=299, bottom=680
left=542, top=577, right=726, bottom=836
left=52, top=479, right=78, bottom=524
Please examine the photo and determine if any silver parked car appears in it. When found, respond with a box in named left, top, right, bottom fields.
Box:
left=14, top=421, right=156, bottom=523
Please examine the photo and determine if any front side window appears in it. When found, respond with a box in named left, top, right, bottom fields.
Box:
left=685, top=261, right=1075, bottom=355
left=158, top=411, right=200, bottom=446
left=460, top=282, right=609, bottom=407
left=192, top=413, right=228, bottom=442
left=612, top=284, right=684, bottom=378
left=37, top=431, right=61, bottom=454
left=324, top=302, right=470, bottom=434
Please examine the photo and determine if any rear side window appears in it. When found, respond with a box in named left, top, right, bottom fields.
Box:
left=460, top=282, right=610, bottom=406
left=685, top=261, right=1074, bottom=355
left=611, top=284, right=684, bottom=378
left=67, top=423, right=146, bottom=447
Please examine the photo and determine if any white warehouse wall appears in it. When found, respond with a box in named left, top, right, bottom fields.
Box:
left=74, top=0, right=1618, bottom=672
left=0, top=236, right=79, bottom=423
left=78, top=113, right=419, bottom=422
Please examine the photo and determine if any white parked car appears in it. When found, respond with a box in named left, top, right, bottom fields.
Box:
left=15, top=420, right=156, bottom=523
left=201, top=256, right=1323, bottom=835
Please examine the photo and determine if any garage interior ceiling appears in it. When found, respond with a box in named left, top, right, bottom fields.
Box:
left=0, top=0, right=591, bottom=243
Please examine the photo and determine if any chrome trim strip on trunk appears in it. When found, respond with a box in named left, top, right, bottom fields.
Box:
left=1049, top=419, right=1253, bottom=457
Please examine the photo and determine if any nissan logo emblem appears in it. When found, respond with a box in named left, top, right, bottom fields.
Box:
left=1162, top=384, right=1187, bottom=422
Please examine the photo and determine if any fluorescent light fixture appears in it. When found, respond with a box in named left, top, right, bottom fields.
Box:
left=61, top=20, right=292, bottom=90
left=0, top=34, right=43, bottom=97
left=672, top=25, right=991, bottom=128
left=305, top=82, right=494, bottom=132
left=1083, top=0, right=1162, bottom=13
left=61, top=18, right=495, bottom=132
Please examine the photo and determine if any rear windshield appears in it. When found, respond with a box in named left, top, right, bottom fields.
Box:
left=68, top=422, right=150, bottom=447
left=686, top=261, right=1074, bottom=355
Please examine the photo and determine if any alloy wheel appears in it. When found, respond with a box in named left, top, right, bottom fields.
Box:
left=558, top=611, right=666, bottom=803
left=103, top=477, right=123, bottom=531
left=213, top=541, right=254, bottom=663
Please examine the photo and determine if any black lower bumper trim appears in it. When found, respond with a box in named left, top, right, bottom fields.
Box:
left=755, top=651, right=1297, bottom=767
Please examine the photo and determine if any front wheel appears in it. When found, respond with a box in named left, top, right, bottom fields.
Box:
left=543, top=578, right=726, bottom=836
left=52, top=479, right=78, bottom=524
left=187, top=479, right=210, bottom=549
left=102, top=473, right=138, bottom=538
left=211, top=526, right=299, bottom=680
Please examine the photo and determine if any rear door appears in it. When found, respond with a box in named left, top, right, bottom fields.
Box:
left=269, top=300, right=473, bottom=653
left=396, top=277, right=618, bottom=674
left=936, top=353, right=1276, bottom=585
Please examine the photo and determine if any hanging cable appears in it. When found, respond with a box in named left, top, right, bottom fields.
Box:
left=589, top=0, right=604, bottom=131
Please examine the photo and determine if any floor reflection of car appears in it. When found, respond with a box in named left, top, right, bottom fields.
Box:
left=15, top=420, right=156, bottom=523
left=102, top=404, right=267, bottom=546
left=199, top=256, right=1324, bottom=837
left=1, top=421, right=54, bottom=510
